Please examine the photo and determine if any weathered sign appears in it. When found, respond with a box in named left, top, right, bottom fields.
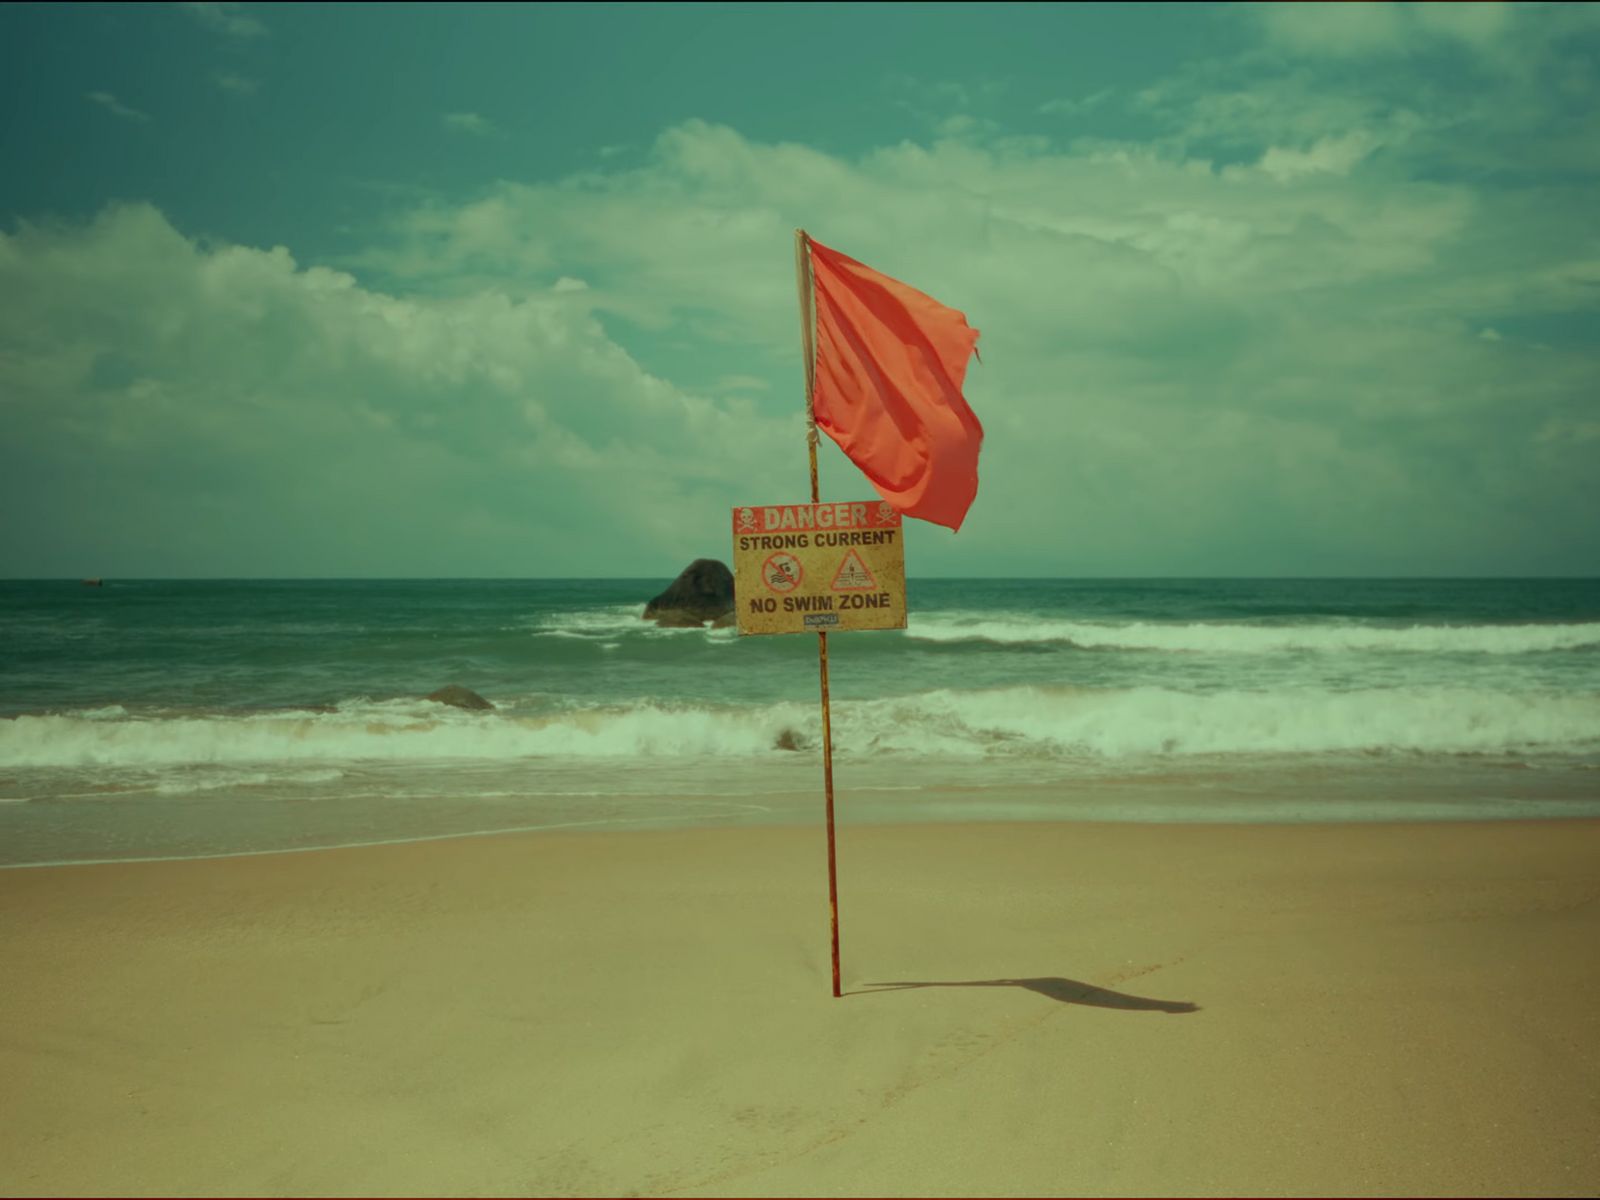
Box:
left=731, top=500, right=907, bottom=636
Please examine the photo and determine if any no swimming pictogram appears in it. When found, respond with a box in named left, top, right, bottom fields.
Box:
left=762, top=552, right=803, bottom=593
left=830, top=548, right=877, bottom=592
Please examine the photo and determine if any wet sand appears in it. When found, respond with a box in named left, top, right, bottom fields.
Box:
left=3, top=818, right=1597, bottom=1197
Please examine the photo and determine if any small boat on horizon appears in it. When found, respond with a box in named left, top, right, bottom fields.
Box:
left=81, top=578, right=103, bottom=587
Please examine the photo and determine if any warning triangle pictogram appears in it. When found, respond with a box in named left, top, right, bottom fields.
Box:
left=830, top=548, right=878, bottom=592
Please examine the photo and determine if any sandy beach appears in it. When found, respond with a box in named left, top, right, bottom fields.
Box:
left=3, top=817, right=1598, bottom=1197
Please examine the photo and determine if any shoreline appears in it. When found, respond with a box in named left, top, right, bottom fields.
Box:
left=5, top=817, right=1598, bottom=1196
left=4, top=804, right=1600, bottom=873
left=6, top=758, right=1600, bottom=870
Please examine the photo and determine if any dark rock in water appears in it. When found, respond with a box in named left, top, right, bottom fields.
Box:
left=427, top=685, right=494, bottom=711
left=774, top=727, right=811, bottom=752
left=643, top=559, right=735, bottom=627
left=711, top=611, right=737, bottom=629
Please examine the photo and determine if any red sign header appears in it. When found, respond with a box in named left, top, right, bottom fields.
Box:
left=732, top=501, right=902, bottom=535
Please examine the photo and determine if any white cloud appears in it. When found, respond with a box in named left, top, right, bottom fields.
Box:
left=1128, top=8, right=1600, bottom=189
left=885, top=74, right=1009, bottom=140
left=714, top=375, right=770, bottom=394
left=1411, top=1, right=1514, bottom=48
left=85, top=91, right=150, bottom=123
left=340, top=118, right=1596, bottom=574
left=0, top=205, right=796, bottom=577
left=8, top=91, right=1594, bottom=576
left=1255, top=131, right=1379, bottom=180
left=213, top=71, right=259, bottom=95
left=180, top=2, right=267, bottom=38
left=361, top=118, right=1482, bottom=346
left=1253, top=2, right=1410, bottom=56
left=19, top=0, right=1600, bottom=581
left=443, top=112, right=495, bottom=137
left=1136, top=72, right=1428, bottom=160
left=1247, top=0, right=1589, bottom=76
left=934, top=113, right=1001, bottom=140
left=1038, top=89, right=1114, bottom=118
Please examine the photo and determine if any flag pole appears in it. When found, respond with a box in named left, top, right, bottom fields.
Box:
left=795, top=227, right=841, bottom=999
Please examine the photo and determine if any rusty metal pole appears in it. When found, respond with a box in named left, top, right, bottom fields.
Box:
left=795, top=228, right=841, bottom=999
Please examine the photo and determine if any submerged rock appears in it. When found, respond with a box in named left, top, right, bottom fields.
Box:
left=426, top=685, right=494, bottom=711
left=643, top=559, right=735, bottom=628
left=773, top=727, right=811, bottom=752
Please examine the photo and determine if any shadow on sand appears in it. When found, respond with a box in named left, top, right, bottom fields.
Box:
left=856, top=977, right=1199, bottom=1013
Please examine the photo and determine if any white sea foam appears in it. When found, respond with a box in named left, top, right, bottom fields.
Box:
left=3, top=686, right=1596, bottom=769
left=906, top=613, right=1600, bottom=655
left=152, top=768, right=345, bottom=795
left=872, top=685, right=1600, bottom=757
left=77, top=705, right=129, bottom=720
left=524, top=606, right=734, bottom=639
left=0, top=698, right=804, bottom=768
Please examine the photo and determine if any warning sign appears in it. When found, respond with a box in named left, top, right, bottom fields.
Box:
left=731, top=500, right=907, bottom=636
left=830, top=549, right=877, bottom=592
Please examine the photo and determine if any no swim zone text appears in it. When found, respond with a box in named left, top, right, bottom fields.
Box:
left=748, top=592, right=895, bottom=613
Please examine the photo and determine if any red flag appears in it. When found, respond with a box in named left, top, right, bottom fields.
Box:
left=807, top=237, right=983, bottom=531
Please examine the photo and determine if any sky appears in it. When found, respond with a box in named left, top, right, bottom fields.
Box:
left=1, top=1, right=1597, bottom=579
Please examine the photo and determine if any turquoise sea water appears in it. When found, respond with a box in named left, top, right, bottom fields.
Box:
left=2, top=577, right=1598, bottom=866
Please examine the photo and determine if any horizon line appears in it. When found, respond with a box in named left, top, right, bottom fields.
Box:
left=7, top=575, right=1599, bottom=584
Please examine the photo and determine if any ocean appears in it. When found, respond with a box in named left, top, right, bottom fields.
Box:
left=2, top=577, right=1597, bottom=867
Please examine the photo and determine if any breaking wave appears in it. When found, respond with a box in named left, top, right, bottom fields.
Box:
left=905, top=614, right=1600, bottom=655
left=3, top=685, right=1596, bottom=769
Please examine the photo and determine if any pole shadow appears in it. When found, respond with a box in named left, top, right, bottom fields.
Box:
left=856, top=977, right=1199, bottom=1013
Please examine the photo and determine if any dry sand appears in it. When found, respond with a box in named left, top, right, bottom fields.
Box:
left=3, top=818, right=1598, bottom=1197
